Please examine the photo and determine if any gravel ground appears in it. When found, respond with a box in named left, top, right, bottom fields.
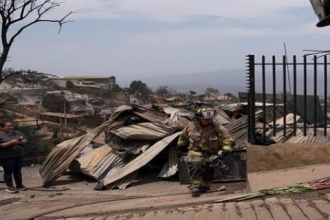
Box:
left=2, top=165, right=330, bottom=220
left=0, top=165, right=247, bottom=204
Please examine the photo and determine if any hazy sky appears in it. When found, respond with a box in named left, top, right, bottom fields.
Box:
left=4, top=0, right=330, bottom=83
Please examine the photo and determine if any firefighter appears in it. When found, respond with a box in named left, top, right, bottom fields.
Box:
left=176, top=104, right=235, bottom=194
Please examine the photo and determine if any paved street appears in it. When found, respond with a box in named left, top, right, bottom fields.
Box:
left=1, top=167, right=330, bottom=220
left=46, top=195, right=330, bottom=220
left=0, top=191, right=326, bottom=220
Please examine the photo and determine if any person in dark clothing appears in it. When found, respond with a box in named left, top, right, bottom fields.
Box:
left=0, top=119, right=27, bottom=193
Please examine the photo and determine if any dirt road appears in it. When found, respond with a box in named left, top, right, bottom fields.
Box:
left=1, top=166, right=330, bottom=220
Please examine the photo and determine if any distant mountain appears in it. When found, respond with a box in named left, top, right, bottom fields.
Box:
left=116, top=68, right=330, bottom=98
left=117, top=69, right=247, bottom=95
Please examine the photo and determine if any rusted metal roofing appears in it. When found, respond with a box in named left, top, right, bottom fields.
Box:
left=112, top=105, right=133, bottom=115
left=224, top=110, right=262, bottom=148
left=214, top=107, right=233, bottom=123
left=283, top=128, right=330, bottom=143
left=217, top=103, right=243, bottom=112
left=105, top=132, right=151, bottom=154
left=131, top=105, right=168, bottom=123
left=214, top=113, right=231, bottom=126
left=39, top=113, right=124, bottom=185
left=40, top=104, right=181, bottom=188
left=14, top=118, right=42, bottom=127
left=101, top=132, right=180, bottom=187
left=111, top=171, right=139, bottom=189
left=75, top=129, right=155, bottom=188
left=92, top=132, right=106, bottom=145
left=239, top=92, right=324, bottom=124
left=111, top=122, right=174, bottom=140
left=157, top=145, right=178, bottom=178
left=257, top=117, right=330, bottom=144
left=77, top=145, right=113, bottom=179
left=274, top=113, right=301, bottom=126
left=40, top=112, right=82, bottom=119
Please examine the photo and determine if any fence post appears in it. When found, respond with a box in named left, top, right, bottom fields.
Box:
left=247, top=55, right=256, bottom=144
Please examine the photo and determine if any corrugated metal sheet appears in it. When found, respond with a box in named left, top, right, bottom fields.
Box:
left=40, top=112, right=82, bottom=119
left=77, top=145, right=113, bottom=179
left=111, top=171, right=139, bottom=189
left=260, top=126, right=330, bottom=144
left=78, top=121, right=176, bottom=187
left=93, top=132, right=106, bottom=145
left=217, top=103, right=242, bottom=112
left=157, top=145, right=178, bottom=178
left=239, top=92, right=324, bottom=124
left=131, top=105, right=168, bottom=123
left=284, top=128, right=330, bottom=143
left=105, top=132, right=151, bottom=154
left=103, top=114, right=137, bottom=134
left=274, top=113, right=301, bottom=126
left=162, top=107, right=193, bottom=129
left=112, top=105, right=132, bottom=115
left=72, top=123, right=178, bottom=188
left=111, top=122, right=174, bottom=140
left=224, top=110, right=263, bottom=148
left=214, top=107, right=233, bottom=124
left=79, top=134, right=151, bottom=182
left=101, top=132, right=180, bottom=187
left=265, top=128, right=294, bottom=143
left=39, top=118, right=117, bottom=186
left=213, top=113, right=231, bottom=126
left=39, top=106, right=131, bottom=185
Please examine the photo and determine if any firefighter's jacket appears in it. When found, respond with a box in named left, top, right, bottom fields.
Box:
left=177, top=120, right=234, bottom=162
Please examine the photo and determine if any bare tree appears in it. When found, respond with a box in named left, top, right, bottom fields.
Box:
left=0, top=0, right=73, bottom=84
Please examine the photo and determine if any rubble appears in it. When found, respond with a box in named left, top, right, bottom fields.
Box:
left=39, top=100, right=330, bottom=191
left=39, top=103, right=250, bottom=189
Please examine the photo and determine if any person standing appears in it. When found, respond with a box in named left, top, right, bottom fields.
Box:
left=177, top=104, right=235, bottom=194
left=0, top=119, right=27, bottom=193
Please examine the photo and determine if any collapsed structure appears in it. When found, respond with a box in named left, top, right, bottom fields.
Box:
left=39, top=97, right=330, bottom=190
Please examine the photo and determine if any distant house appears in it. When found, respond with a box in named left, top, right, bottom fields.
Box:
left=112, top=91, right=130, bottom=104
left=192, top=92, right=232, bottom=105
left=54, top=76, right=116, bottom=89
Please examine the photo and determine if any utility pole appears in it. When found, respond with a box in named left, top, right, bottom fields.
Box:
left=64, top=98, right=67, bottom=128
left=61, top=90, right=67, bottom=128
left=283, top=43, right=292, bottom=94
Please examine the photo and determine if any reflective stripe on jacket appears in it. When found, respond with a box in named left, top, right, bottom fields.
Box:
left=177, top=120, right=234, bottom=158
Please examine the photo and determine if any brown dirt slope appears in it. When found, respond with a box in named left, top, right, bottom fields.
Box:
left=247, top=142, right=330, bottom=173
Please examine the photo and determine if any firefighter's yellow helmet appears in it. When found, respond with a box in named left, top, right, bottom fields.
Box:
left=194, top=105, right=215, bottom=119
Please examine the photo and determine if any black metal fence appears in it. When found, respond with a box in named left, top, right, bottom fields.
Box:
left=246, top=55, right=330, bottom=144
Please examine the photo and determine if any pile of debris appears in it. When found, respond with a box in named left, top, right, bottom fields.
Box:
left=39, top=102, right=253, bottom=190
left=39, top=100, right=330, bottom=190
